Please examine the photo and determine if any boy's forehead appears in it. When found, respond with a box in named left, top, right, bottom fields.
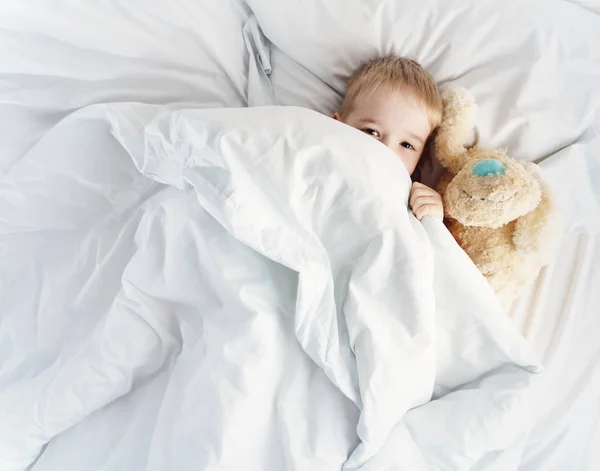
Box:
left=352, top=84, right=418, bottom=109
left=350, top=87, right=431, bottom=132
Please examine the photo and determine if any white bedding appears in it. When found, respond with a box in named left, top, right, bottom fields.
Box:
left=0, top=0, right=251, bottom=175
left=1, top=0, right=599, bottom=470
left=1, top=104, right=542, bottom=470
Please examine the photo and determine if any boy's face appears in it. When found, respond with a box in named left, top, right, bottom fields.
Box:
left=334, top=86, right=431, bottom=175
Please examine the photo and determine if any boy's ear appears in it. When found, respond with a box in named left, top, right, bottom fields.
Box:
left=333, top=112, right=341, bottom=121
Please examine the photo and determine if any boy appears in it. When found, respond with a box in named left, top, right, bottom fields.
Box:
left=333, top=56, right=444, bottom=221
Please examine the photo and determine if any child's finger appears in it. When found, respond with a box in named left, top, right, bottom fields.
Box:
left=410, top=187, right=441, bottom=205
left=410, top=195, right=439, bottom=210
left=410, top=182, right=430, bottom=196
left=410, top=189, right=433, bottom=206
left=414, top=204, right=432, bottom=221
left=413, top=203, right=444, bottom=221
left=410, top=186, right=430, bottom=200
left=410, top=183, right=439, bottom=196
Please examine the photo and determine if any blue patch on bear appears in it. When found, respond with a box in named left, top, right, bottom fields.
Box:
left=472, top=159, right=506, bottom=177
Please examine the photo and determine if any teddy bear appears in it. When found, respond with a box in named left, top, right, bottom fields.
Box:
left=434, top=87, right=561, bottom=308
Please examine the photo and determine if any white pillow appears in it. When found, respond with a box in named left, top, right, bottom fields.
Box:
left=0, top=0, right=251, bottom=174
left=252, top=0, right=600, bottom=162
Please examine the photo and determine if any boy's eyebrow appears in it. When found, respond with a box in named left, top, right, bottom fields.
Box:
left=408, top=132, right=425, bottom=145
left=357, top=117, right=380, bottom=125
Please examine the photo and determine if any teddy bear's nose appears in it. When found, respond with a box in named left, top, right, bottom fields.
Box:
left=472, top=159, right=506, bottom=177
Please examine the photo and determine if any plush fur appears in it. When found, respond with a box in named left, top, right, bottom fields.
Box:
left=434, top=87, right=561, bottom=308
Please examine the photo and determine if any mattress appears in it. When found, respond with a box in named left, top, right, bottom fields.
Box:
left=1, top=0, right=599, bottom=470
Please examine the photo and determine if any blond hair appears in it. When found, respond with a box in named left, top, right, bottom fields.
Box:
left=339, top=55, right=443, bottom=130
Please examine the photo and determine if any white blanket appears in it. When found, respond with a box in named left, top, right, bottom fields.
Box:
left=0, top=105, right=542, bottom=470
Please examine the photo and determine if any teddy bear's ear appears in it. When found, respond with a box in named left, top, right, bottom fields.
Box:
left=513, top=163, right=562, bottom=259
left=434, top=87, right=478, bottom=174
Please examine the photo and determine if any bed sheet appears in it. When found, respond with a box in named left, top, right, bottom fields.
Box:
left=510, top=232, right=600, bottom=470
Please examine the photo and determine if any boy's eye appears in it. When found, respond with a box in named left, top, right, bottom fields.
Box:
left=401, top=141, right=415, bottom=150
left=362, top=128, right=380, bottom=138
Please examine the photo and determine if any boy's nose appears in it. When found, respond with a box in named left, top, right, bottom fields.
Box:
left=382, top=138, right=396, bottom=152
left=472, top=159, right=506, bottom=177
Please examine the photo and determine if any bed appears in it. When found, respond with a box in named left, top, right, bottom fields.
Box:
left=1, top=1, right=599, bottom=470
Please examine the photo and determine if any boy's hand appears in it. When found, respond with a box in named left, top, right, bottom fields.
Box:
left=409, top=182, right=444, bottom=221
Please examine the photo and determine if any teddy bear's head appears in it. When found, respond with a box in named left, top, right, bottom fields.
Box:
left=443, top=149, right=542, bottom=228
left=434, top=87, right=544, bottom=229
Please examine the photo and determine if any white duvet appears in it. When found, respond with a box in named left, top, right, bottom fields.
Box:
left=1, top=104, right=542, bottom=470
